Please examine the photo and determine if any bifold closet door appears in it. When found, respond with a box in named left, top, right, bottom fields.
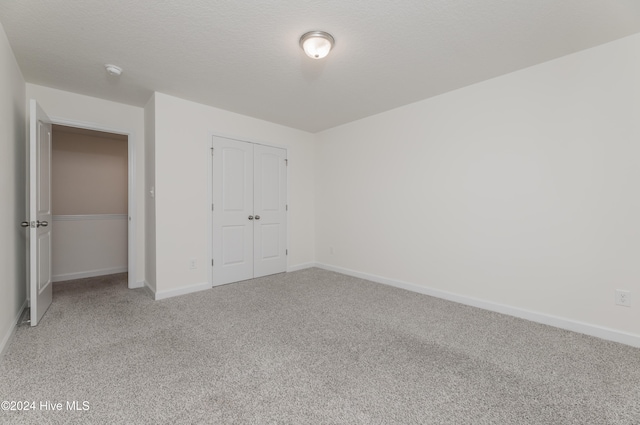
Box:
left=212, top=136, right=287, bottom=286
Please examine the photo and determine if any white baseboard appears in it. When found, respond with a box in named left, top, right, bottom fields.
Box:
left=141, top=281, right=156, bottom=299
left=53, top=267, right=128, bottom=282
left=1, top=299, right=28, bottom=359
left=154, top=281, right=211, bottom=301
left=315, top=263, right=640, bottom=348
left=129, top=280, right=145, bottom=289
left=288, top=262, right=316, bottom=272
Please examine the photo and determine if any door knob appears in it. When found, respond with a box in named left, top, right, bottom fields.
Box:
left=37, top=220, right=48, bottom=227
left=248, top=215, right=254, bottom=220
left=255, top=215, right=261, bottom=220
left=21, top=221, right=29, bottom=228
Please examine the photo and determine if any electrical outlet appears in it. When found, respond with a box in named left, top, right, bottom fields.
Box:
left=615, top=289, right=631, bottom=307
left=189, top=259, right=197, bottom=270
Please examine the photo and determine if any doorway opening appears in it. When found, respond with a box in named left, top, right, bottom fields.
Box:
left=50, top=123, right=135, bottom=288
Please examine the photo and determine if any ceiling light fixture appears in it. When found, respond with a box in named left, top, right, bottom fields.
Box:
left=105, top=64, right=123, bottom=76
left=299, top=31, right=335, bottom=59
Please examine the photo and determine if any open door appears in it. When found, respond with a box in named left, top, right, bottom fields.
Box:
left=28, top=99, right=53, bottom=326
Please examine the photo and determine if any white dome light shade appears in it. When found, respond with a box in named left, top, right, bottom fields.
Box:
left=300, top=31, right=335, bottom=59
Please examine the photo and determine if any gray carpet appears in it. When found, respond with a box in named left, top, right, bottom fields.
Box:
left=0, top=268, right=639, bottom=424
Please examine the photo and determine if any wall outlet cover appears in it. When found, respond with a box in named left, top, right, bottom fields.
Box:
left=615, top=289, right=631, bottom=307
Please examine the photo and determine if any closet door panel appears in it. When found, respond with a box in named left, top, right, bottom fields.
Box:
left=253, top=144, right=287, bottom=278
left=212, top=137, right=254, bottom=286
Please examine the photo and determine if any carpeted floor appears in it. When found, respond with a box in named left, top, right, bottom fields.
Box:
left=0, top=268, right=639, bottom=424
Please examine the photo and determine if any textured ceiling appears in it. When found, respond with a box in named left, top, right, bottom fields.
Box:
left=1, top=1, right=639, bottom=133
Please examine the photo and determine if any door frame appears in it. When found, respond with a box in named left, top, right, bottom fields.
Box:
left=49, top=117, right=138, bottom=289
left=208, top=132, right=289, bottom=288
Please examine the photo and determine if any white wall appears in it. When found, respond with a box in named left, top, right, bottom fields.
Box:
left=52, top=215, right=127, bottom=281
left=144, top=94, right=156, bottom=292
left=316, top=34, right=640, bottom=342
left=25, top=84, right=145, bottom=286
left=0, top=21, right=26, bottom=355
left=151, top=92, right=316, bottom=297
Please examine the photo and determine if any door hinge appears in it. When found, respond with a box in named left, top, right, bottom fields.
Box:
left=211, top=203, right=214, bottom=211
left=212, top=259, right=214, bottom=266
left=285, top=158, right=288, bottom=166
left=286, top=249, right=288, bottom=255
left=211, top=147, right=214, bottom=156
left=286, top=204, right=288, bottom=211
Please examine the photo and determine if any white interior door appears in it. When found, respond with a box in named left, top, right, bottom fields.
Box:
left=29, top=99, right=53, bottom=326
left=212, top=136, right=287, bottom=286
left=212, top=137, right=254, bottom=286
left=253, top=144, right=287, bottom=278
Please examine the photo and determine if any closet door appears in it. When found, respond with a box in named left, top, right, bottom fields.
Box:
left=212, top=137, right=254, bottom=286
left=253, top=144, right=287, bottom=278
left=212, top=137, right=288, bottom=286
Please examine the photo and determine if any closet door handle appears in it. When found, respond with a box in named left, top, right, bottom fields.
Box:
left=248, top=215, right=254, bottom=220
left=254, top=215, right=260, bottom=220
left=37, top=220, right=48, bottom=227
